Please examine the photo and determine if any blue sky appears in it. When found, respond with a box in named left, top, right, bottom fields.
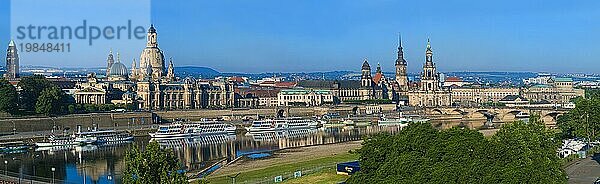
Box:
left=2, top=0, right=600, bottom=73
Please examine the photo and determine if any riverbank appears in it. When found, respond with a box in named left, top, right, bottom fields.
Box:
left=204, top=141, right=362, bottom=183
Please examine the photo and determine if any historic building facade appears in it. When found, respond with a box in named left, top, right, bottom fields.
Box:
left=451, top=87, right=521, bottom=106
left=296, top=58, right=394, bottom=104
left=72, top=25, right=236, bottom=110
left=4, top=40, right=19, bottom=79
left=523, top=78, right=584, bottom=105
left=277, top=89, right=334, bottom=106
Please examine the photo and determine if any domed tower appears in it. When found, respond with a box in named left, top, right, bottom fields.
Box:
left=361, top=58, right=372, bottom=88
left=395, top=35, right=408, bottom=92
left=420, top=39, right=439, bottom=92
left=139, top=24, right=165, bottom=81
left=108, top=52, right=129, bottom=81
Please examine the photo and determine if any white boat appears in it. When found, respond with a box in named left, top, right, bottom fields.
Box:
left=75, top=130, right=134, bottom=144
left=35, top=135, right=78, bottom=147
left=74, top=136, right=97, bottom=145
left=378, top=113, right=429, bottom=127
left=246, top=117, right=318, bottom=132
left=149, top=120, right=237, bottom=139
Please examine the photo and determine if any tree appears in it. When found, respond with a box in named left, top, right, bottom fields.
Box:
left=0, top=78, right=18, bottom=114
left=18, top=75, right=53, bottom=111
left=490, top=117, right=566, bottom=183
left=35, top=86, right=67, bottom=116
left=557, top=92, right=600, bottom=141
left=347, top=119, right=567, bottom=184
left=123, top=141, right=188, bottom=184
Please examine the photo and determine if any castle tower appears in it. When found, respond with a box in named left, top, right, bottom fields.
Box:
left=139, top=24, right=165, bottom=81
left=420, top=39, right=439, bottom=92
left=166, top=57, right=175, bottom=82
left=4, top=40, right=19, bottom=79
left=106, top=49, right=114, bottom=77
left=361, top=58, right=372, bottom=88
left=395, top=35, right=408, bottom=92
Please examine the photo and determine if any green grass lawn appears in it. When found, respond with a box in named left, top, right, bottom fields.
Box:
left=283, top=167, right=350, bottom=184
left=203, top=152, right=358, bottom=184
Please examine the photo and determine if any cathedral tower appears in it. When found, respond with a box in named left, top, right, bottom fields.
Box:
left=420, top=39, right=439, bottom=92
left=395, top=35, right=408, bottom=92
left=5, top=40, right=19, bottom=79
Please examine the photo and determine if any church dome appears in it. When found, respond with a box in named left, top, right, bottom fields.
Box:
left=109, top=62, right=128, bottom=77
left=362, top=60, right=370, bottom=70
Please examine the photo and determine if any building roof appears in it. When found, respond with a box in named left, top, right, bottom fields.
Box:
left=297, top=80, right=362, bottom=89
left=109, top=62, right=128, bottom=77
left=361, top=59, right=370, bottom=70
left=554, top=78, right=573, bottom=82
left=228, top=76, right=246, bottom=83
left=372, top=73, right=383, bottom=85
left=500, top=95, right=528, bottom=102
left=275, top=81, right=297, bottom=88
left=280, top=89, right=331, bottom=95
left=445, top=77, right=462, bottom=82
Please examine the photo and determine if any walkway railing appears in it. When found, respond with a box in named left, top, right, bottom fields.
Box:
left=0, top=170, right=71, bottom=184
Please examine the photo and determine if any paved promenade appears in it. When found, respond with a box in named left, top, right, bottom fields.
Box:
left=566, top=154, right=600, bottom=183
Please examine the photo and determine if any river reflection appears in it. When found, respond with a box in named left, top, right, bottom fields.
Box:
left=0, top=125, right=402, bottom=184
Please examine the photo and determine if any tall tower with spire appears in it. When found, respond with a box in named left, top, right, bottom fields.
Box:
left=130, top=59, right=138, bottom=81
left=395, top=35, right=408, bottom=93
left=106, top=50, right=114, bottom=77
left=420, top=39, right=439, bottom=92
left=5, top=40, right=19, bottom=79
left=361, top=58, right=372, bottom=88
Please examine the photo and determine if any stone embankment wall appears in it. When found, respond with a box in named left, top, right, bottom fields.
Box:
left=0, top=112, right=153, bottom=133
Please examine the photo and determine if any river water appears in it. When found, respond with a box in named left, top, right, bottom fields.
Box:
left=0, top=125, right=406, bottom=184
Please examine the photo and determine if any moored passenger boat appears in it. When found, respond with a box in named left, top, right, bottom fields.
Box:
left=35, top=135, right=77, bottom=147
left=149, top=120, right=237, bottom=139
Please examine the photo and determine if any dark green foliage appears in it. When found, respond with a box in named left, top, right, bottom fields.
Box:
left=35, top=86, right=68, bottom=116
left=18, top=75, right=54, bottom=111
left=0, top=78, right=18, bottom=114
left=557, top=93, right=600, bottom=140
left=123, top=141, right=188, bottom=184
left=347, top=119, right=566, bottom=184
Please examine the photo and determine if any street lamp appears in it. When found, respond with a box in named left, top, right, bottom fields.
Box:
left=4, top=160, right=7, bottom=175
left=51, top=167, right=56, bottom=184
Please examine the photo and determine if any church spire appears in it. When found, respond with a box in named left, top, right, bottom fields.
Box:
left=396, top=33, right=406, bottom=65
left=425, top=38, right=433, bottom=65
left=376, top=62, right=382, bottom=74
